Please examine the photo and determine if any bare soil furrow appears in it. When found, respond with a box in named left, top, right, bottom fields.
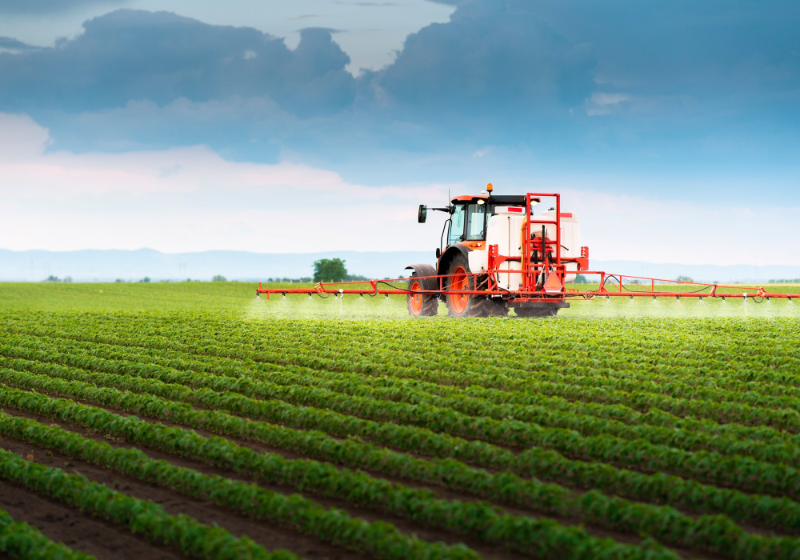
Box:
left=1, top=403, right=715, bottom=560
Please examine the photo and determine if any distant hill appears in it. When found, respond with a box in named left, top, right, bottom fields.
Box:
left=1, top=249, right=799, bottom=284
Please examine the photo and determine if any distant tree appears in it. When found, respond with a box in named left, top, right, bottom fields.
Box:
left=43, top=275, right=59, bottom=283
left=63, top=276, right=73, bottom=283
left=676, top=275, right=694, bottom=282
left=574, top=274, right=588, bottom=283
left=313, top=258, right=347, bottom=283
left=115, top=279, right=124, bottom=283
left=139, top=277, right=151, bottom=283
left=212, top=275, right=227, bottom=282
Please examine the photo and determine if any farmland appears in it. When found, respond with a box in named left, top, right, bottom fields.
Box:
left=0, top=283, right=799, bottom=560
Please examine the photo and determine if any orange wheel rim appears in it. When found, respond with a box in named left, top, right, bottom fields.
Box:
left=450, top=266, right=468, bottom=314
left=409, top=281, right=423, bottom=314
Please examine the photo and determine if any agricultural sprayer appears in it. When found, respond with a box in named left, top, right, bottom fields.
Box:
left=257, top=184, right=800, bottom=317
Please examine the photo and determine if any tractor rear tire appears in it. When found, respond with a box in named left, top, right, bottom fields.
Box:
left=407, top=273, right=438, bottom=316
left=489, top=299, right=509, bottom=316
left=515, top=306, right=559, bottom=318
left=444, top=254, right=491, bottom=317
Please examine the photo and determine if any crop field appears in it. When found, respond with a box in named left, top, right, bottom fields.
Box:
left=0, top=282, right=799, bottom=560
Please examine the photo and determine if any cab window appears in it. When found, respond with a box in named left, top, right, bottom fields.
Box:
left=466, top=203, right=486, bottom=240
left=447, top=204, right=466, bottom=245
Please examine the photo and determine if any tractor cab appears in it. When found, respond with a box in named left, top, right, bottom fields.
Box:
left=410, top=186, right=580, bottom=317
left=446, top=197, right=489, bottom=246
left=445, top=194, right=530, bottom=248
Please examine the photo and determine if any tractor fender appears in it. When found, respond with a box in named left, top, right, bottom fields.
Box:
left=436, top=245, right=471, bottom=276
left=404, top=263, right=438, bottom=291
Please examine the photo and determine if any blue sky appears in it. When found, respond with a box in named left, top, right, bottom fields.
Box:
left=1, top=0, right=798, bottom=265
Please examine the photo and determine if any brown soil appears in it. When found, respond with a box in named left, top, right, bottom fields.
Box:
left=0, top=434, right=368, bottom=560
left=0, top=408, right=528, bottom=560
left=0, top=477, right=185, bottom=560
left=0, top=405, right=718, bottom=560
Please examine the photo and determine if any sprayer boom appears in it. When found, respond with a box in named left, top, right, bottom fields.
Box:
left=256, top=276, right=797, bottom=301
left=256, top=190, right=799, bottom=316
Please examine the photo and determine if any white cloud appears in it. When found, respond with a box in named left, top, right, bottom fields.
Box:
left=0, top=113, right=51, bottom=159
left=554, top=186, right=800, bottom=266
left=0, top=112, right=456, bottom=253
left=1, top=113, right=798, bottom=266
left=584, top=92, right=631, bottom=116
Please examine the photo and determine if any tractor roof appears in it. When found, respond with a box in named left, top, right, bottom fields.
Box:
left=451, top=194, right=538, bottom=205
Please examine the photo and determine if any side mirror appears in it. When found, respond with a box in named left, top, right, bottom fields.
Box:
left=418, top=205, right=428, bottom=223
left=436, top=248, right=441, bottom=259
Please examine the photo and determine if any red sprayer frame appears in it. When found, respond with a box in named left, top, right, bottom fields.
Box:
left=256, top=192, right=800, bottom=303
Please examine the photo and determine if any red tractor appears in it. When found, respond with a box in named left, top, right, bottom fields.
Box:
left=257, top=185, right=793, bottom=313
left=405, top=184, right=587, bottom=317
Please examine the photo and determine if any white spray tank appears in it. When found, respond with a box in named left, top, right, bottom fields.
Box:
left=486, top=206, right=526, bottom=290
left=532, top=209, right=581, bottom=283
left=486, top=205, right=582, bottom=288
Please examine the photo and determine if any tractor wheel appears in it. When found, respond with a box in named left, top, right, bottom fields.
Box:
left=444, top=254, right=491, bottom=317
left=490, top=300, right=509, bottom=317
left=407, top=273, right=438, bottom=316
left=515, top=306, right=559, bottom=318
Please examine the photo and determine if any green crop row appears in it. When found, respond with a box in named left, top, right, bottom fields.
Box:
left=8, top=314, right=797, bottom=379
left=8, top=331, right=800, bottom=482
left=0, top=359, right=787, bottom=559
left=0, top=448, right=298, bottom=560
left=9, top=329, right=799, bottom=458
left=3, top=362, right=800, bottom=540
left=7, top=323, right=800, bottom=434
left=0, top=506, right=94, bottom=560
left=0, top=380, right=680, bottom=560
left=9, top=318, right=799, bottom=391
left=0, top=411, right=479, bottom=560
left=5, top=344, right=800, bottom=503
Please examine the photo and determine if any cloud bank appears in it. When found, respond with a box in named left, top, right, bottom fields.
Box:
left=2, top=112, right=797, bottom=265
left=0, top=10, right=356, bottom=118
left=0, top=2, right=798, bottom=264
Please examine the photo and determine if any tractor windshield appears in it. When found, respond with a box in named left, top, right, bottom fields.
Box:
left=465, top=203, right=486, bottom=240
left=447, top=202, right=487, bottom=245
left=447, top=204, right=466, bottom=245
